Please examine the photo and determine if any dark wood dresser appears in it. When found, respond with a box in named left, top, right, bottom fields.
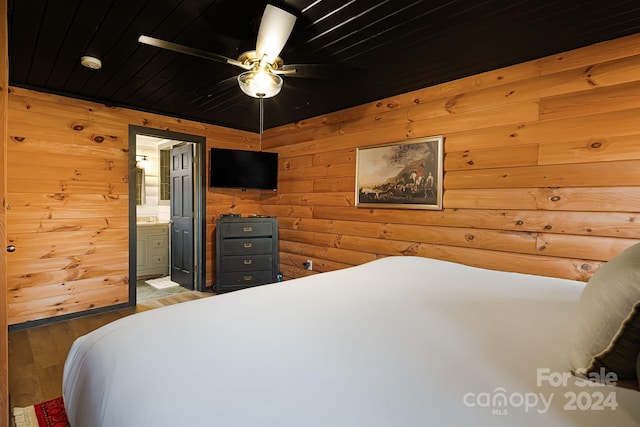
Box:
left=215, top=216, right=279, bottom=293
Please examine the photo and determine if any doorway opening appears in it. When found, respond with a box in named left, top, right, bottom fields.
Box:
left=128, top=126, right=207, bottom=305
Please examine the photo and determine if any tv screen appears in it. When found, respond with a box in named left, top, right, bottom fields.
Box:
left=209, top=148, right=278, bottom=191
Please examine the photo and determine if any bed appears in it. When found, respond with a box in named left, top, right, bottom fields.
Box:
left=62, top=255, right=640, bottom=426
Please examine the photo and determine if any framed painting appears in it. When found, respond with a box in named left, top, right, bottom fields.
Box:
left=355, top=135, right=444, bottom=209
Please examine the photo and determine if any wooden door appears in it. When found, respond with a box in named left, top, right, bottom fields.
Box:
left=170, top=144, right=194, bottom=290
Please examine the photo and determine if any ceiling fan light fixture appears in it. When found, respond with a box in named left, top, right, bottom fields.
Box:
left=237, top=69, right=283, bottom=98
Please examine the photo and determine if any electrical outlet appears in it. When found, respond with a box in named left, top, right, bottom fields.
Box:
left=303, top=259, right=313, bottom=271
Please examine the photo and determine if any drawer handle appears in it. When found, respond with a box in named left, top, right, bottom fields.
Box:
left=243, top=227, right=253, bottom=232
left=243, top=243, right=253, bottom=248
left=243, top=259, right=252, bottom=265
left=243, top=275, right=253, bottom=281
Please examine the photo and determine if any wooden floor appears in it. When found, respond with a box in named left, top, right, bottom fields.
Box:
left=8, top=290, right=213, bottom=411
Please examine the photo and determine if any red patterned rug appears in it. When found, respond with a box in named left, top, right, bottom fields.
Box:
left=13, top=396, right=69, bottom=427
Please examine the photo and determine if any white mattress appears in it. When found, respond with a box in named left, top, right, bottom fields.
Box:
left=62, top=256, right=640, bottom=426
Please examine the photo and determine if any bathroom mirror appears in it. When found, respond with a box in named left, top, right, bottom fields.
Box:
left=136, top=167, right=145, bottom=205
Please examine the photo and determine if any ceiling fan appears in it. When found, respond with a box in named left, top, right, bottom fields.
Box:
left=138, top=4, right=358, bottom=100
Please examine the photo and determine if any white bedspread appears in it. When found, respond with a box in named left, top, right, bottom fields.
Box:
left=63, top=256, right=640, bottom=426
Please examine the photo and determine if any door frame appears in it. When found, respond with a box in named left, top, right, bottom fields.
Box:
left=128, top=125, right=207, bottom=304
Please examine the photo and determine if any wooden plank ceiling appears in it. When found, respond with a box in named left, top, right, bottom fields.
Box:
left=7, top=0, right=640, bottom=132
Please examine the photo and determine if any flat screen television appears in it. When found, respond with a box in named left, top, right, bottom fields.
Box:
left=209, top=148, right=278, bottom=191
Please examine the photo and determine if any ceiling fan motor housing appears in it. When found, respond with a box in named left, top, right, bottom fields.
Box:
left=237, top=50, right=284, bottom=71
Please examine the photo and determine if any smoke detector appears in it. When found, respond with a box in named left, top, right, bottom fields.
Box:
left=81, top=56, right=102, bottom=70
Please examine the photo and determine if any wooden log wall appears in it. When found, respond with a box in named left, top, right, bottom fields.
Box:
left=5, top=32, right=640, bottom=327
left=1, top=0, right=10, bottom=418
left=262, top=33, right=640, bottom=282
left=6, top=88, right=261, bottom=326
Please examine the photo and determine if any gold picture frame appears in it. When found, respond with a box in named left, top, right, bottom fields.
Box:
left=355, top=135, right=444, bottom=209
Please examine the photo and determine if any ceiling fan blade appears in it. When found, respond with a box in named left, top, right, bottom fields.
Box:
left=187, top=75, right=238, bottom=107
left=277, top=64, right=366, bottom=80
left=138, top=35, right=250, bottom=70
left=255, top=5, right=296, bottom=64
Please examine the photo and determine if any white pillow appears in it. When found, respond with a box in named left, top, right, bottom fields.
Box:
left=571, top=242, right=640, bottom=380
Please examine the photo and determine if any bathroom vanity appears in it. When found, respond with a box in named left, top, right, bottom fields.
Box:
left=136, top=222, right=169, bottom=278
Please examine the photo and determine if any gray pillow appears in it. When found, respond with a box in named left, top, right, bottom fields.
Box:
left=571, top=242, right=640, bottom=380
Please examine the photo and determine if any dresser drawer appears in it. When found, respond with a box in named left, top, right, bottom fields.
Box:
left=221, top=270, right=273, bottom=287
left=220, top=221, right=273, bottom=238
left=221, top=238, right=273, bottom=255
left=221, top=254, right=273, bottom=272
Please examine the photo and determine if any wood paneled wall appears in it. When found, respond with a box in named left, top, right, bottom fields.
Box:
left=263, top=33, right=640, bottom=282
left=5, top=88, right=261, bottom=326
left=1, top=0, right=10, bottom=418
left=6, top=32, right=640, bottom=327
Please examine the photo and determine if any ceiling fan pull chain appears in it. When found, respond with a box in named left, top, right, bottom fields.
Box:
left=259, top=96, right=264, bottom=152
